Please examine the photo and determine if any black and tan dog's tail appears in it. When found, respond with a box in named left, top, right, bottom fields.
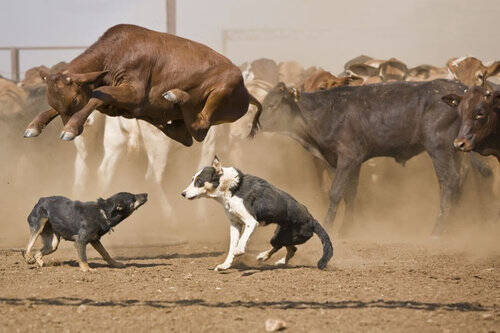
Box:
left=312, top=220, right=333, bottom=269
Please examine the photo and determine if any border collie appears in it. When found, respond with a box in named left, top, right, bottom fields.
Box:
left=182, top=156, right=333, bottom=271
left=23, top=192, right=148, bottom=272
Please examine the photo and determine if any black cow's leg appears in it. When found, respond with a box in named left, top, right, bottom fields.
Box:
left=428, top=151, right=462, bottom=236
left=324, top=159, right=361, bottom=234
left=338, top=165, right=361, bottom=236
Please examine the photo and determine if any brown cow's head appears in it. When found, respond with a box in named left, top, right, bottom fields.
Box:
left=447, top=57, right=500, bottom=87
left=302, top=70, right=354, bottom=92
left=38, top=69, right=107, bottom=122
left=442, top=86, right=500, bottom=151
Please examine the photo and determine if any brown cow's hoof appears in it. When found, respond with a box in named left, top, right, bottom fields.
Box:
left=24, top=128, right=40, bottom=138
left=60, top=131, right=76, bottom=141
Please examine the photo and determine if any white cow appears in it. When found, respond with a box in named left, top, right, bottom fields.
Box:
left=73, top=114, right=215, bottom=218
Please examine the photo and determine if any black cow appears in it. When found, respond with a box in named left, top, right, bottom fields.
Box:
left=255, top=80, right=489, bottom=236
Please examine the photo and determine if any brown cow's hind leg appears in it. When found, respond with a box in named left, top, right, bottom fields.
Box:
left=183, top=90, right=228, bottom=142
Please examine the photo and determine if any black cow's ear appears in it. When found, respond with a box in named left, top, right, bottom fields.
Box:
left=441, top=94, right=462, bottom=107
left=493, top=91, right=500, bottom=111
left=288, top=87, right=300, bottom=102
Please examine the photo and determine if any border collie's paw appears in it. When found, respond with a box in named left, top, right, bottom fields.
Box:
left=79, top=263, right=96, bottom=272
left=233, top=248, right=245, bottom=257
left=274, top=258, right=286, bottom=266
left=35, top=253, right=45, bottom=267
left=256, top=251, right=270, bottom=261
left=214, top=263, right=230, bottom=271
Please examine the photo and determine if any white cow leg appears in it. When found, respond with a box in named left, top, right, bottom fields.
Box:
left=73, top=135, right=89, bottom=196
left=98, top=117, right=127, bottom=191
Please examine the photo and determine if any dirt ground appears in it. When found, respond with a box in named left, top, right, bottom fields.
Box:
left=1, top=116, right=499, bottom=332
left=0, top=232, right=499, bottom=332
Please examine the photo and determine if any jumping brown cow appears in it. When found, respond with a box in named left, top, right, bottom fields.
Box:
left=442, top=86, right=500, bottom=162
left=24, top=24, right=261, bottom=146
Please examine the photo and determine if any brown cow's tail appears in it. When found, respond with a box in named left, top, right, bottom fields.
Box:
left=248, top=94, right=262, bottom=138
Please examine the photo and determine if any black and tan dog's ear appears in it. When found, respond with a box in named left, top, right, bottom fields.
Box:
left=212, top=155, right=222, bottom=173
left=441, top=94, right=462, bottom=107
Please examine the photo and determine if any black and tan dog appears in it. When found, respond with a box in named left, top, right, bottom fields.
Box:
left=23, top=192, right=148, bottom=272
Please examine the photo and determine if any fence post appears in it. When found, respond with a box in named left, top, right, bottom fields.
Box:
left=166, top=0, right=176, bottom=35
left=10, top=48, right=20, bottom=82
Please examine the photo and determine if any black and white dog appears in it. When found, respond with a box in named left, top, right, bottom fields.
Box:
left=23, top=192, right=148, bottom=272
left=182, top=156, right=333, bottom=271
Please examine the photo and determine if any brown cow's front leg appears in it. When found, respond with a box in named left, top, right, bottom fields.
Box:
left=24, top=108, right=59, bottom=138
left=60, top=85, right=141, bottom=141
left=60, top=98, right=103, bottom=140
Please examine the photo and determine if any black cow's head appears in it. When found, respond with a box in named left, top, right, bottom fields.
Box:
left=259, top=82, right=303, bottom=133
left=442, top=86, right=500, bottom=152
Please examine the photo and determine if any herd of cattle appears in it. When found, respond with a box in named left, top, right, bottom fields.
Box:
left=1, top=24, right=499, bottom=238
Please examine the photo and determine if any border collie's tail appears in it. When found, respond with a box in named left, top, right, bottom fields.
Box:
left=248, top=94, right=262, bottom=138
left=312, top=220, right=333, bottom=269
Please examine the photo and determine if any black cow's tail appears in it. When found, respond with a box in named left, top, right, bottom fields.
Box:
left=248, top=94, right=262, bottom=138
left=312, top=220, right=333, bottom=269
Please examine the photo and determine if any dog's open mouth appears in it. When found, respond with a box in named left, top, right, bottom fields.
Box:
left=133, top=193, right=148, bottom=209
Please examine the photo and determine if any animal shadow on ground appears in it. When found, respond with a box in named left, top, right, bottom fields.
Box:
left=33, top=260, right=171, bottom=269
left=0, top=297, right=490, bottom=313
left=224, top=262, right=314, bottom=276
left=114, top=251, right=225, bottom=261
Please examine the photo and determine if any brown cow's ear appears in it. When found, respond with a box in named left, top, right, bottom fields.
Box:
left=486, top=61, right=500, bottom=78
left=39, top=69, right=49, bottom=81
left=71, top=71, right=108, bottom=85
left=441, top=94, right=462, bottom=107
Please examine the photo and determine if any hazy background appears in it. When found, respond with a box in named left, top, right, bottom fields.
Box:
left=1, top=0, right=499, bottom=79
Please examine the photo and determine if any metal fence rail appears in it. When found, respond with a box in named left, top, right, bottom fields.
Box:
left=0, top=46, right=88, bottom=82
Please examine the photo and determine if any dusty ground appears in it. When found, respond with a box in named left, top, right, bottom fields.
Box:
left=0, top=234, right=498, bottom=332
left=1, top=117, right=499, bottom=332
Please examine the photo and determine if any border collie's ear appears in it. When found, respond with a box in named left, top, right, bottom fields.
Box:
left=441, top=94, right=462, bottom=108
left=212, top=155, right=222, bottom=173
